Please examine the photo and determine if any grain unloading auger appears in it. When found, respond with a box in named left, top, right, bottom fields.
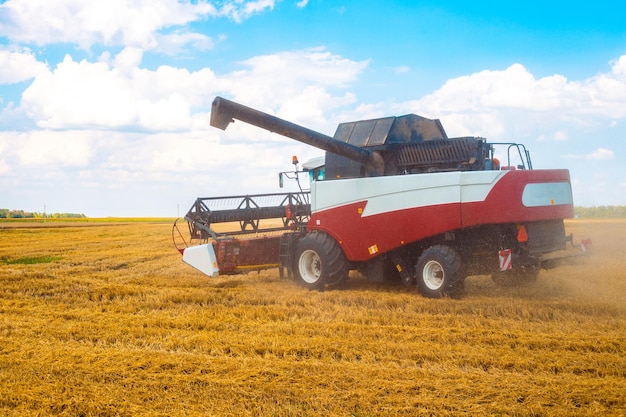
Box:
left=173, top=96, right=590, bottom=297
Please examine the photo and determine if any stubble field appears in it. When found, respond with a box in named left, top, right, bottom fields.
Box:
left=0, top=219, right=624, bottom=416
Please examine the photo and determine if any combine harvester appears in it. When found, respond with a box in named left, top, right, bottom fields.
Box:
left=173, top=97, right=588, bottom=297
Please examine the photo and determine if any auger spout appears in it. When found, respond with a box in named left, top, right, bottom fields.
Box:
left=210, top=96, right=385, bottom=175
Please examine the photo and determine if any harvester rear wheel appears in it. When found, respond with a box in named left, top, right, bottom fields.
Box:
left=415, top=245, right=463, bottom=298
left=294, top=231, right=348, bottom=290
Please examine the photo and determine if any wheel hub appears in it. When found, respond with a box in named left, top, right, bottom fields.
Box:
left=423, top=260, right=445, bottom=290
left=299, top=249, right=322, bottom=284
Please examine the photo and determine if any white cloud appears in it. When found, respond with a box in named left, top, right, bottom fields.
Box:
left=20, top=52, right=221, bottom=130
left=0, top=130, right=94, bottom=168
left=17, top=46, right=366, bottom=133
left=1, top=47, right=358, bottom=191
left=276, top=86, right=355, bottom=129
left=0, top=48, right=49, bottom=84
left=401, top=57, right=626, bottom=138
left=296, top=0, right=309, bottom=8
left=0, top=0, right=219, bottom=49
left=416, top=64, right=572, bottom=112
left=220, top=0, right=275, bottom=23
left=224, top=48, right=368, bottom=115
left=113, top=47, right=144, bottom=74
left=22, top=55, right=139, bottom=129
left=610, top=56, right=626, bottom=78
left=0, top=0, right=275, bottom=54
left=0, top=158, right=9, bottom=175
left=0, top=125, right=311, bottom=216
left=137, top=93, right=192, bottom=131
left=0, top=138, right=8, bottom=174
left=241, top=47, right=367, bottom=87
left=564, top=147, right=615, bottom=160
left=537, top=130, right=568, bottom=142
left=589, top=148, right=615, bottom=160
left=154, top=30, right=214, bottom=55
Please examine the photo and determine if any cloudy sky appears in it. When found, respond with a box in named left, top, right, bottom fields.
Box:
left=1, top=0, right=625, bottom=217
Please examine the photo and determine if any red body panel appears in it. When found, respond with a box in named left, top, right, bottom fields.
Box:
left=212, top=236, right=281, bottom=273
left=461, top=169, right=574, bottom=226
left=309, top=201, right=461, bottom=261
left=309, top=169, right=574, bottom=261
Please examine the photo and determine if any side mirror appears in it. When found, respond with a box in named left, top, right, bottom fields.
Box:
left=279, top=172, right=284, bottom=188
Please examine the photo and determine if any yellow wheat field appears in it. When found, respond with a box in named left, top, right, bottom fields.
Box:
left=0, top=219, right=624, bottom=416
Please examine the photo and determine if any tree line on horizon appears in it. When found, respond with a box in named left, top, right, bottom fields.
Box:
left=0, top=209, right=86, bottom=219
left=574, top=206, right=626, bottom=219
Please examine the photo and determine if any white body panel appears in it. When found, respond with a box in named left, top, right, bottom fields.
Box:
left=310, top=170, right=508, bottom=217
left=182, top=244, right=219, bottom=277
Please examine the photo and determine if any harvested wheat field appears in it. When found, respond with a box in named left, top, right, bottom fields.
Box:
left=0, top=219, right=624, bottom=416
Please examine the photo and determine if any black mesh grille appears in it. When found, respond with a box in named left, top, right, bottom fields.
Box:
left=395, top=137, right=482, bottom=169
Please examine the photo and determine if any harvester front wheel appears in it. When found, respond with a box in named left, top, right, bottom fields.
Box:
left=415, top=245, right=463, bottom=298
left=294, top=231, right=348, bottom=290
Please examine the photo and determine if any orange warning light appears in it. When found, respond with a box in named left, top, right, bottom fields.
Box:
left=517, top=225, right=528, bottom=242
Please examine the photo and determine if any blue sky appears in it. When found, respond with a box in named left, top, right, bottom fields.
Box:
left=1, top=0, right=625, bottom=216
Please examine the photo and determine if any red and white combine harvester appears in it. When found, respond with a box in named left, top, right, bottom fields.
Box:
left=173, top=97, right=589, bottom=297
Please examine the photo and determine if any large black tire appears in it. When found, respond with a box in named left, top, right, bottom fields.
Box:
left=415, top=245, right=464, bottom=298
left=294, top=231, right=348, bottom=290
